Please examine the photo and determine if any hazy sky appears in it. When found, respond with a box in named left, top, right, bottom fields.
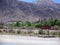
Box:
left=20, top=0, right=60, bottom=3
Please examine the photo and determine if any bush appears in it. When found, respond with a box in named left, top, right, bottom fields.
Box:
left=35, top=23, right=42, bottom=28
left=17, top=31, right=21, bottom=34
left=25, top=21, right=32, bottom=27
left=0, top=22, right=4, bottom=29
left=55, top=20, right=60, bottom=26
left=54, top=25, right=60, bottom=30
left=51, top=32, right=57, bottom=35
left=39, top=30, right=43, bottom=34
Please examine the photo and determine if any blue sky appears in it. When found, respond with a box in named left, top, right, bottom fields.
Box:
left=53, top=0, right=60, bottom=3
left=19, top=0, right=60, bottom=3
left=20, top=0, right=33, bottom=3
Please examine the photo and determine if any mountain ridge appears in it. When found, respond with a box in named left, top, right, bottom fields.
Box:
left=0, top=0, right=60, bottom=23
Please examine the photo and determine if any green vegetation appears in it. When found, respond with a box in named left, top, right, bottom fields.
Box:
left=7, top=20, right=60, bottom=29
left=0, top=22, right=4, bottom=29
left=0, top=19, right=60, bottom=37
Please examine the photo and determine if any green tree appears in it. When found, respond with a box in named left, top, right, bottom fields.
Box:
left=55, top=20, right=60, bottom=26
left=44, top=20, right=56, bottom=26
left=0, top=22, right=4, bottom=29
left=15, top=22, right=20, bottom=27
left=10, top=22, right=21, bottom=27
left=34, top=23, right=42, bottom=28
left=25, top=21, right=32, bottom=27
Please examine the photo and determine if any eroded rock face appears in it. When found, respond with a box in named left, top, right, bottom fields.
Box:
left=0, top=0, right=60, bottom=23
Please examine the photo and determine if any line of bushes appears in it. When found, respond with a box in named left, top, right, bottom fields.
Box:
left=7, top=20, right=60, bottom=29
left=0, top=19, right=60, bottom=29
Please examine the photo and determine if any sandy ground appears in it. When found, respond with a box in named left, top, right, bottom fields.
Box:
left=0, top=35, right=60, bottom=45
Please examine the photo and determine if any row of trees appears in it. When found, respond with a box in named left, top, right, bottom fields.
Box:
left=8, top=20, right=60, bottom=29
left=0, top=19, right=60, bottom=29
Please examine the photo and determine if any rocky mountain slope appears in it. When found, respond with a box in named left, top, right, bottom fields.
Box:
left=0, top=0, right=60, bottom=23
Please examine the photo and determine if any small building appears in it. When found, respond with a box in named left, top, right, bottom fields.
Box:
left=40, top=26, right=51, bottom=29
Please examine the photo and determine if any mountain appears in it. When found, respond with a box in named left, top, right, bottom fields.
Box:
left=33, top=0, right=60, bottom=18
left=0, top=0, right=60, bottom=23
